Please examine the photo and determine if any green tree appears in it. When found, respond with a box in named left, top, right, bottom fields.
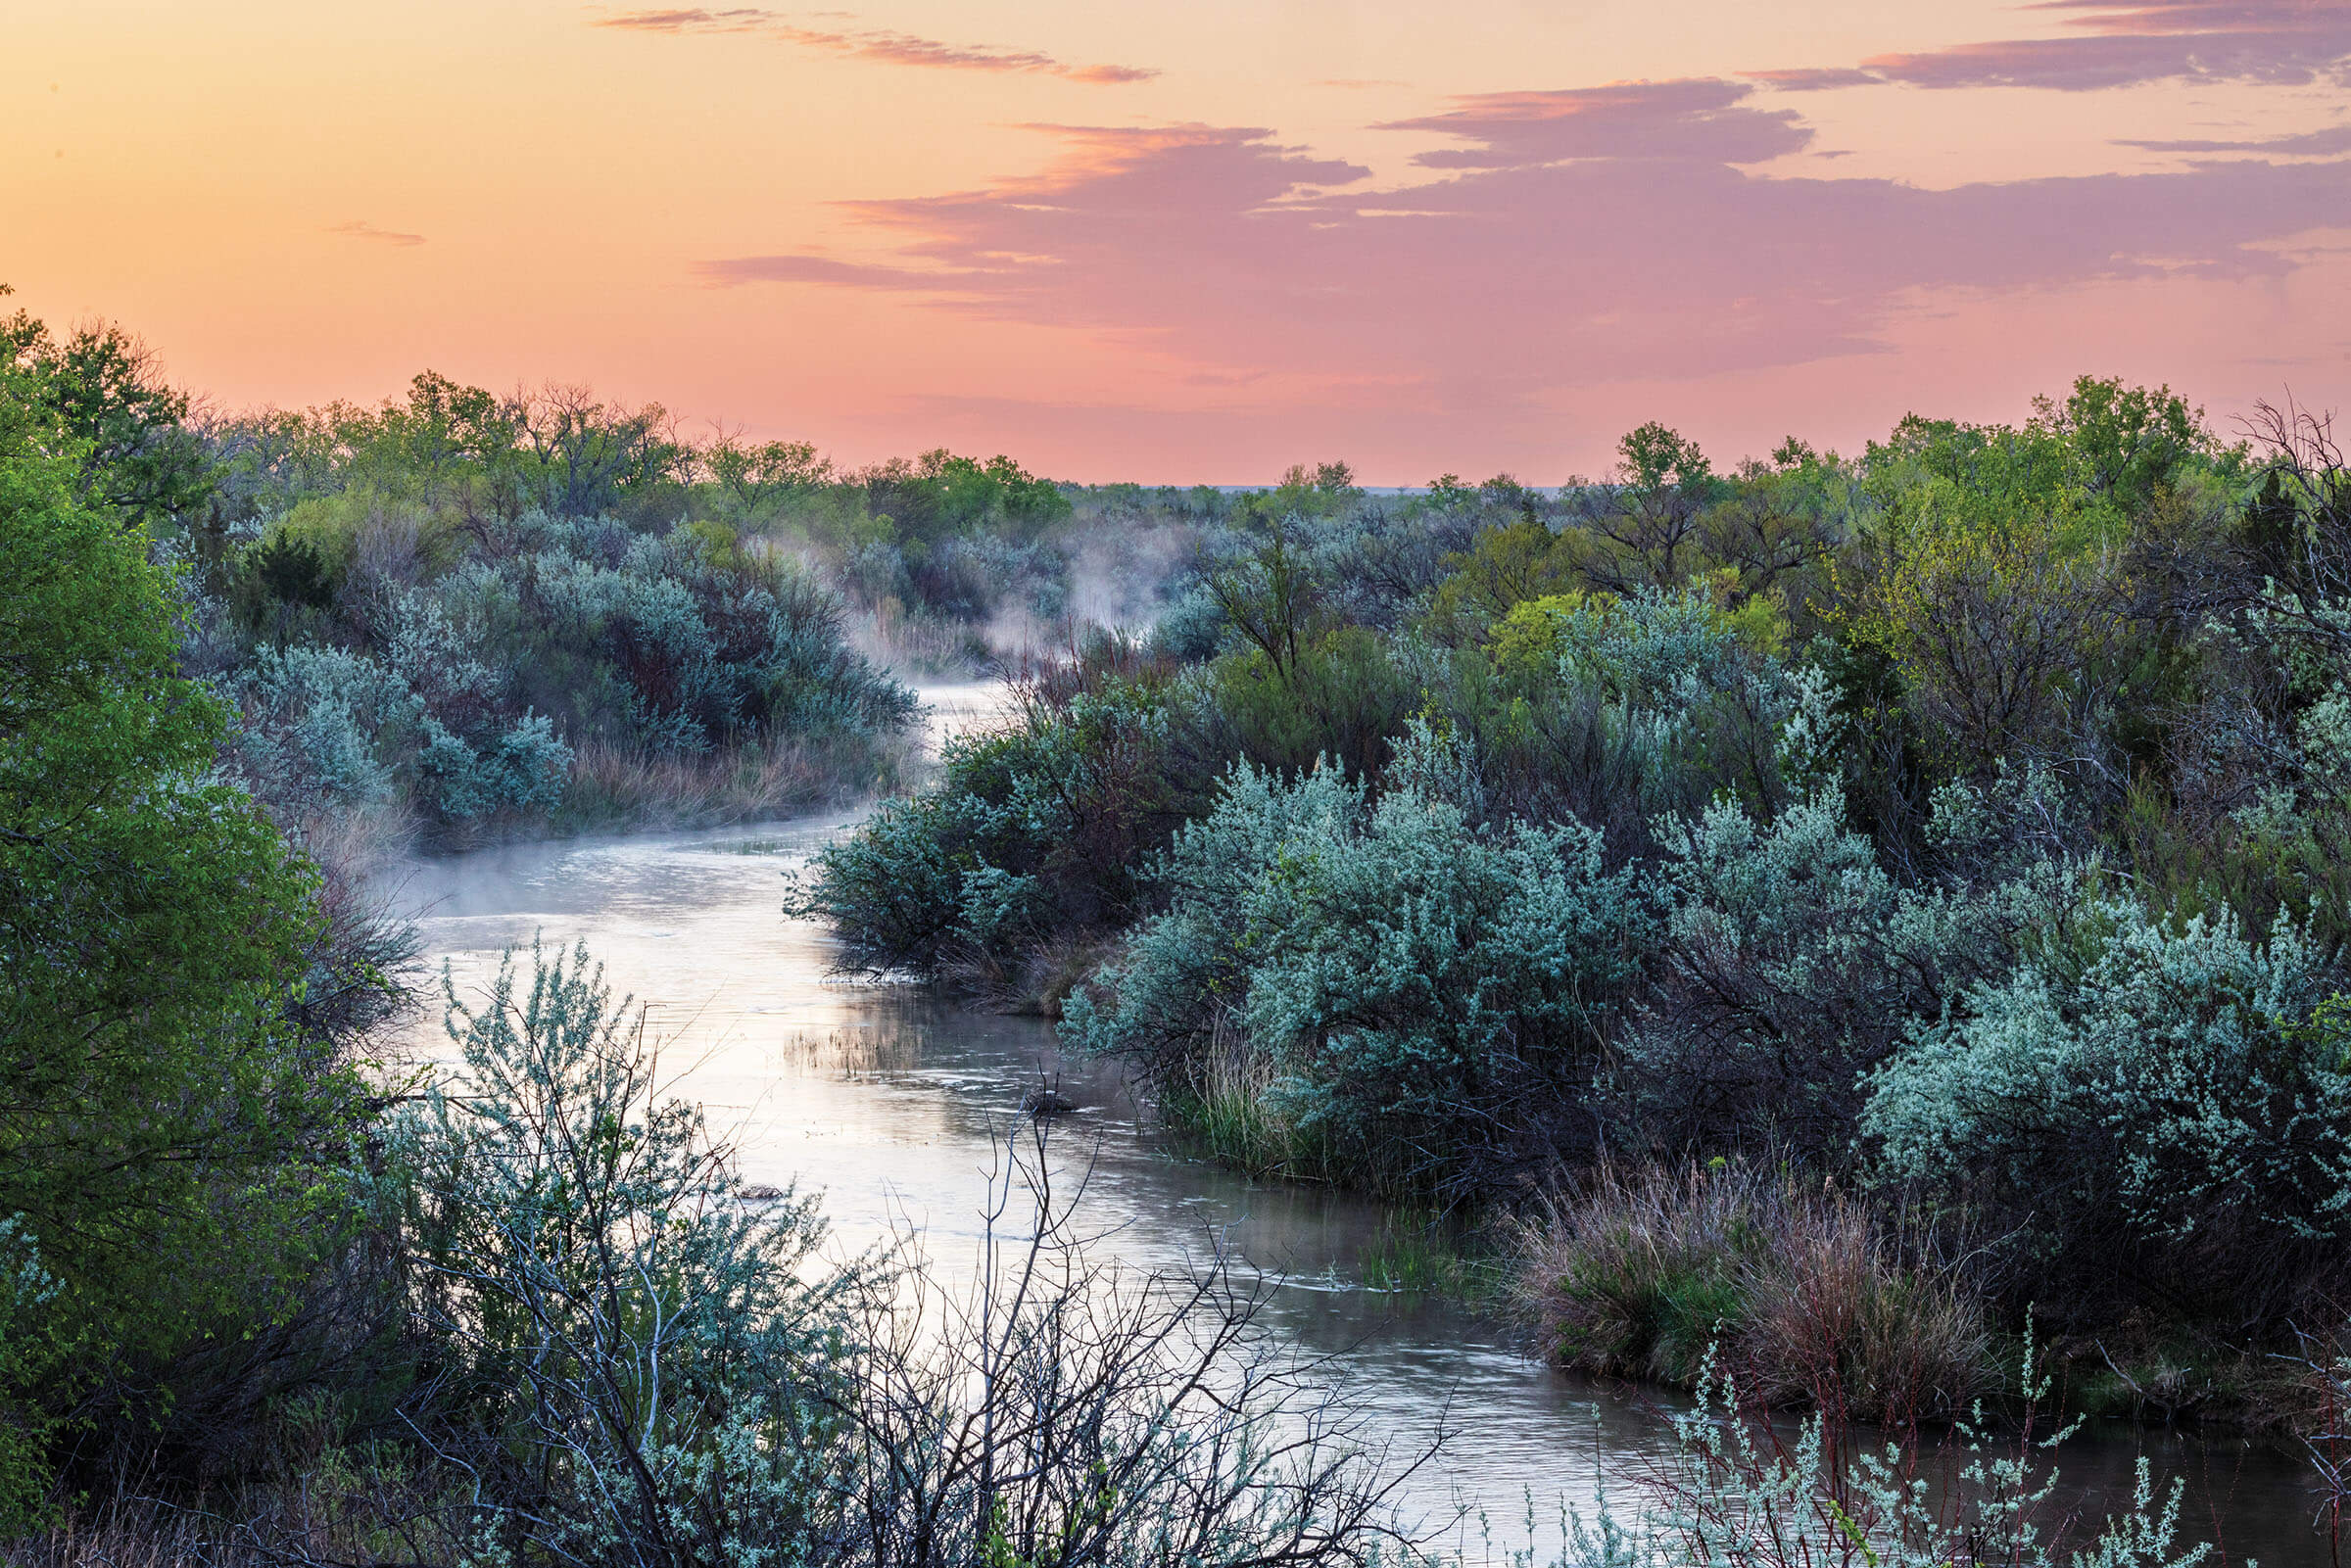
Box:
left=0, top=286, right=212, bottom=529
left=2032, top=374, right=2215, bottom=515
left=1573, top=422, right=1726, bottom=590
left=0, top=351, right=363, bottom=1509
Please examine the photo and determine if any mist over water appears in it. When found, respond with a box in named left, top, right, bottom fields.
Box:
left=381, top=685, right=2323, bottom=1558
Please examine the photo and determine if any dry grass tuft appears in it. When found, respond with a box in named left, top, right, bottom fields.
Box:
left=1512, top=1161, right=1994, bottom=1428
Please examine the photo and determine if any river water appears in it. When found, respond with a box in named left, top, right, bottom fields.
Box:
left=384, top=687, right=2328, bottom=1563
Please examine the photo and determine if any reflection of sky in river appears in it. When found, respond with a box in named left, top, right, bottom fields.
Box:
left=378, top=686, right=2322, bottom=1561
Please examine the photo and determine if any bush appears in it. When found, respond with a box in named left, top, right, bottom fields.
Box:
left=1065, top=725, right=1654, bottom=1196
left=1861, top=897, right=2351, bottom=1323
left=1439, top=582, right=1827, bottom=852
left=389, top=943, right=858, bottom=1563
left=1641, top=1342, right=2209, bottom=1568
left=230, top=643, right=416, bottom=813
left=1621, top=785, right=2062, bottom=1155
left=219, top=509, right=913, bottom=837
left=795, top=676, right=1183, bottom=992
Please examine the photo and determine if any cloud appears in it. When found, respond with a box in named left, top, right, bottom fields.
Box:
left=1744, top=67, right=1885, bottom=92
left=595, top=7, right=770, bottom=29
left=1863, top=0, right=2351, bottom=90
left=2120, top=122, right=2351, bottom=154
left=694, top=108, right=2351, bottom=403
left=326, top=220, right=424, bottom=247
left=1377, top=79, right=1810, bottom=168
left=591, top=8, right=1158, bottom=82
left=695, top=254, right=980, bottom=290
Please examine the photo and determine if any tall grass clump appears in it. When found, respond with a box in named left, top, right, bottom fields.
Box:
left=1514, top=1163, right=1994, bottom=1429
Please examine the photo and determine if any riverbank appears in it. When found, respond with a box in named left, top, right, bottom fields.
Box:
left=824, top=863, right=2351, bottom=1461
left=374, top=815, right=2328, bottom=1560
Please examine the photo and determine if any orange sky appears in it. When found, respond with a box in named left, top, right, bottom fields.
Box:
left=6, top=0, right=2348, bottom=481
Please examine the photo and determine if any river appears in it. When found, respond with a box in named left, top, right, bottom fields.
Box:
left=384, top=687, right=2328, bottom=1563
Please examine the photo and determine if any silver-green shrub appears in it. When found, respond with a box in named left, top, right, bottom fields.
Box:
left=390, top=942, right=857, bottom=1565
left=1863, top=897, right=2351, bottom=1287
left=1622, top=785, right=2066, bottom=1153
left=229, top=643, right=417, bottom=813
left=1065, top=724, right=1655, bottom=1193
left=1632, top=1344, right=2210, bottom=1568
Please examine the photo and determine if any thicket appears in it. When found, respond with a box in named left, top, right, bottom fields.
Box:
left=10, top=299, right=1254, bottom=850
left=194, top=376, right=1179, bottom=687
left=801, top=377, right=2351, bottom=1434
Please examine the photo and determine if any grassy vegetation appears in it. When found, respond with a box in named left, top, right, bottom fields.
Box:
left=1354, top=1213, right=1499, bottom=1301
left=1511, top=1163, right=1993, bottom=1429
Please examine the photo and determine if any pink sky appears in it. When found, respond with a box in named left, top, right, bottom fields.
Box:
left=7, top=0, right=2348, bottom=482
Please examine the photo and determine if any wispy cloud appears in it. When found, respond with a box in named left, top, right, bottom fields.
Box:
left=1743, top=67, right=1885, bottom=92
left=2120, top=122, right=2351, bottom=155
left=1378, top=79, right=1810, bottom=168
left=326, top=219, right=424, bottom=247
left=1863, top=0, right=2351, bottom=90
left=695, top=254, right=978, bottom=289
left=593, top=8, right=1158, bottom=83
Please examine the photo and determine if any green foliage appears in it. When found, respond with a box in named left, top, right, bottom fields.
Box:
left=1838, top=408, right=2143, bottom=774
left=1423, top=517, right=1583, bottom=642
left=1065, top=725, right=1654, bottom=1195
left=389, top=943, right=855, bottom=1563
left=2033, top=374, right=2224, bottom=514
left=0, top=352, right=363, bottom=1507
left=1, top=287, right=211, bottom=528
left=1479, top=584, right=1826, bottom=833
left=0, top=1223, right=68, bottom=1535
left=1206, top=626, right=1417, bottom=780
left=858, top=448, right=1072, bottom=546
left=702, top=431, right=832, bottom=520
left=796, top=675, right=1181, bottom=985
left=1862, top=899, right=2351, bottom=1311
left=1207, top=512, right=1322, bottom=678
